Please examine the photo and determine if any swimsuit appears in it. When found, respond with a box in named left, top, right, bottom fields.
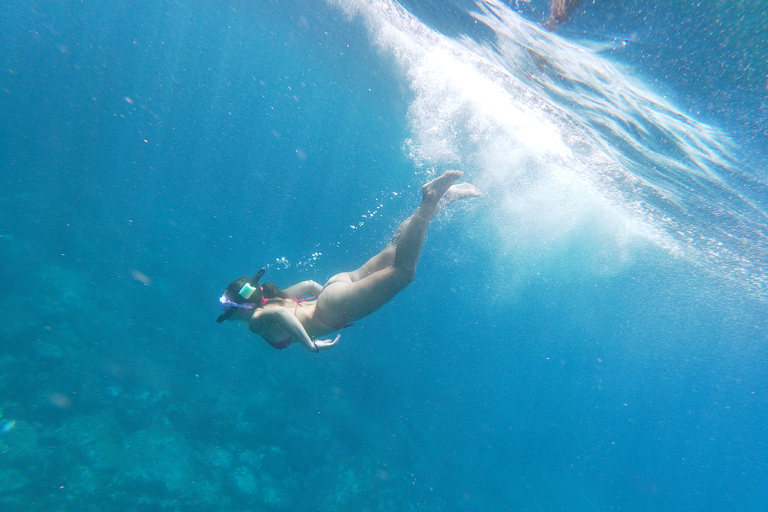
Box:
left=265, top=296, right=311, bottom=350
left=314, top=309, right=354, bottom=331
left=265, top=295, right=353, bottom=350
left=268, top=337, right=291, bottom=350
left=314, top=288, right=354, bottom=331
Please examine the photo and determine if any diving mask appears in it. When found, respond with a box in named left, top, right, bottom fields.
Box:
left=216, top=268, right=267, bottom=324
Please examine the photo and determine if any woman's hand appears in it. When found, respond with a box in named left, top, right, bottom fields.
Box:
left=314, top=334, right=341, bottom=352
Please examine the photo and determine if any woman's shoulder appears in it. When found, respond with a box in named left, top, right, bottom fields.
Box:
left=249, top=300, right=297, bottom=322
left=247, top=305, right=284, bottom=330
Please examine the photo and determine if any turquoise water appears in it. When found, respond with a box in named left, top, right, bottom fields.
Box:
left=1, top=0, right=766, bottom=510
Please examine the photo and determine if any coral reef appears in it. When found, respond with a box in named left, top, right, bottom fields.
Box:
left=0, top=251, right=426, bottom=512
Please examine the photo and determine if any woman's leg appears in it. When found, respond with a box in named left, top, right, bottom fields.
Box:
left=323, top=216, right=409, bottom=286
left=317, top=171, right=480, bottom=322
left=326, top=174, right=483, bottom=285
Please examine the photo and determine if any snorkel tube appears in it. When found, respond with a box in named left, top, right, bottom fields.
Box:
left=216, top=268, right=266, bottom=324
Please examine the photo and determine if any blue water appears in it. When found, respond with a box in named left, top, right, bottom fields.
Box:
left=1, top=0, right=766, bottom=510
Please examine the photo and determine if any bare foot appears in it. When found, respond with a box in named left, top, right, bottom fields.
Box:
left=445, top=183, right=482, bottom=200
left=438, top=182, right=483, bottom=210
left=421, top=170, right=463, bottom=206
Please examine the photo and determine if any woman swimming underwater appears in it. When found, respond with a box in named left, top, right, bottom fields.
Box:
left=217, top=170, right=481, bottom=352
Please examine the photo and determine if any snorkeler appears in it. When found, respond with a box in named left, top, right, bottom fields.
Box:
left=543, top=0, right=582, bottom=31
left=217, top=170, right=481, bottom=353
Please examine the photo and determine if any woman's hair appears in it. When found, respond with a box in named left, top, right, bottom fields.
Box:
left=223, top=277, right=288, bottom=306
left=261, top=283, right=288, bottom=300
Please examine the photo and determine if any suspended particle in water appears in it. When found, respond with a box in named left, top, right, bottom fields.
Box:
left=0, top=419, right=17, bottom=435
left=48, top=393, right=73, bottom=409
left=131, top=269, right=152, bottom=285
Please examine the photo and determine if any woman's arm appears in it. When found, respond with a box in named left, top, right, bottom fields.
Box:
left=249, top=307, right=338, bottom=352
left=283, top=280, right=323, bottom=298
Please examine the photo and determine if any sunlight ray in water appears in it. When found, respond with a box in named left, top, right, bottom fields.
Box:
left=331, top=0, right=768, bottom=299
